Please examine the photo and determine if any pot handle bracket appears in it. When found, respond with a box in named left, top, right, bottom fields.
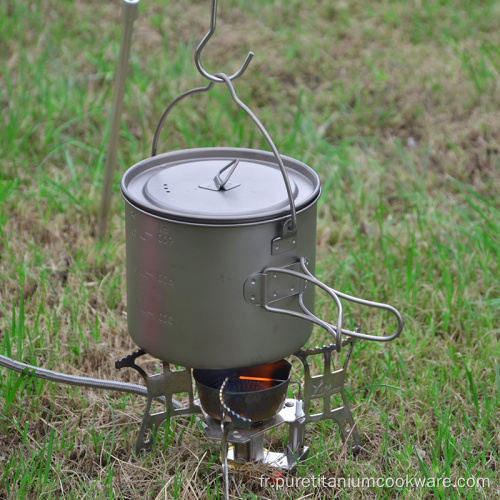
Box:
left=244, top=257, right=404, bottom=352
left=271, top=218, right=298, bottom=255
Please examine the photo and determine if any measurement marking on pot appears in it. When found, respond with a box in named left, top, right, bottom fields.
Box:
left=159, top=313, right=174, bottom=325
left=158, top=274, right=175, bottom=286
left=158, top=228, right=174, bottom=246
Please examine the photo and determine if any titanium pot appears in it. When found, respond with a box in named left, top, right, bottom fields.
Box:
left=121, top=147, right=323, bottom=369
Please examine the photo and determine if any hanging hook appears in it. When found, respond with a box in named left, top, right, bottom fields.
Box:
left=195, top=0, right=254, bottom=83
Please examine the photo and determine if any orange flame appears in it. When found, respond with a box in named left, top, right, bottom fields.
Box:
left=239, top=376, right=276, bottom=383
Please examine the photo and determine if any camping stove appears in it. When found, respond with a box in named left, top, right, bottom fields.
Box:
left=115, top=335, right=362, bottom=474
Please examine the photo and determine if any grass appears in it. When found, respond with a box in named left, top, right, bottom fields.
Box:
left=1, top=0, right=499, bottom=498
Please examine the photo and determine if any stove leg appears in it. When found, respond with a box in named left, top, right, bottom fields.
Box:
left=221, top=423, right=230, bottom=500
left=134, top=363, right=201, bottom=454
left=294, top=338, right=363, bottom=454
left=286, top=401, right=309, bottom=468
left=328, top=392, right=362, bottom=452
left=220, top=411, right=252, bottom=500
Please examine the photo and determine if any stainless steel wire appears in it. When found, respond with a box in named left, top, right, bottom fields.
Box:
left=297, top=257, right=404, bottom=342
left=150, top=73, right=299, bottom=230
left=194, top=0, right=254, bottom=83
left=215, top=72, right=298, bottom=230
left=151, top=82, right=215, bottom=156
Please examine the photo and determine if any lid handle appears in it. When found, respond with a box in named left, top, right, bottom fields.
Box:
left=199, top=159, right=241, bottom=192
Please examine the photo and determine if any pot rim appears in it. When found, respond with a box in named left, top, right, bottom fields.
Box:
left=123, top=189, right=321, bottom=229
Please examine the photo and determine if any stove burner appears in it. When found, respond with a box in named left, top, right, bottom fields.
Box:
left=193, top=359, right=291, bottom=423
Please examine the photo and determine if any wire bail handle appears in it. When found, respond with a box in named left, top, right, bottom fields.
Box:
left=151, top=76, right=298, bottom=232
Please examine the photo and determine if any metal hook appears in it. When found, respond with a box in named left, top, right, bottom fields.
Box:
left=195, top=0, right=254, bottom=83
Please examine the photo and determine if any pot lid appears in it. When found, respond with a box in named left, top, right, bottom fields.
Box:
left=121, top=148, right=321, bottom=224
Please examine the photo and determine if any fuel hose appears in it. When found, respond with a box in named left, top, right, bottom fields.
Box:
left=0, top=354, right=148, bottom=397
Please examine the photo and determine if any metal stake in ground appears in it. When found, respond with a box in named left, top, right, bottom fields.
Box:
left=97, top=0, right=139, bottom=241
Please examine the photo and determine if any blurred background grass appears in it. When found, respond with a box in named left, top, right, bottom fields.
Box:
left=0, top=0, right=499, bottom=498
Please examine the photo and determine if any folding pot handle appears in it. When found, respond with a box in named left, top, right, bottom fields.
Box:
left=244, top=258, right=404, bottom=352
left=295, top=257, right=404, bottom=341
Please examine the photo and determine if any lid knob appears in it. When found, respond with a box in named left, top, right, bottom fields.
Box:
left=199, top=159, right=241, bottom=192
